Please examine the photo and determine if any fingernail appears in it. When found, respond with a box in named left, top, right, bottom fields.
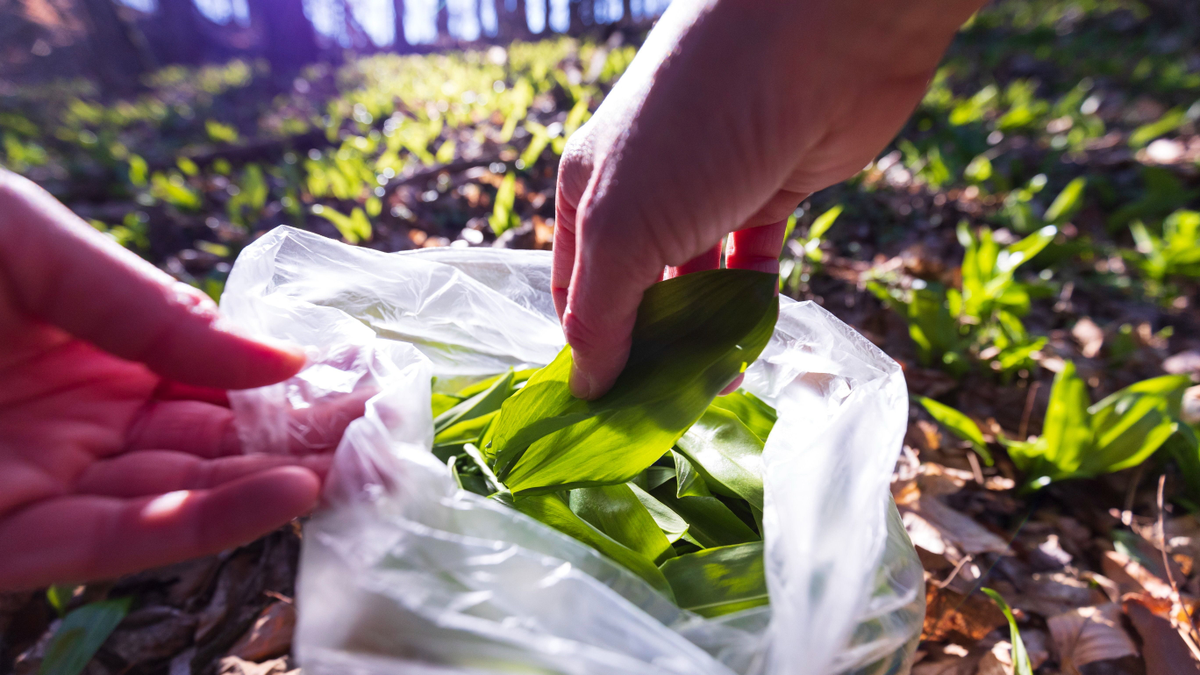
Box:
left=569, top=362, right=595, bottom=400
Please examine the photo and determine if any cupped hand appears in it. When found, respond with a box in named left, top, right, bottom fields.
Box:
left=553, top=0, right=984, bottom=399
left=0, top=171, right=329, bottom=591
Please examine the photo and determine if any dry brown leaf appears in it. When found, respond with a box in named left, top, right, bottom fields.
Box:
left=227, top=601, right=296, bottom=662
left=1047, top=603, right=1139, bottom=675
left=1072, top=318, right=1105, bottom=359
left=217, top=656, right=297, bottom=675
left=900, top=494, right=1012, bottom=559
left=1102, top=550, right=1175, bottom=599
left=1163, top=350, right=1200, bottom=376
left=1123, top=594, right=1200, bottom=675
left=1010, top=573, right=1106, bottom=619
left=923, top=584, right=1008, bottom=642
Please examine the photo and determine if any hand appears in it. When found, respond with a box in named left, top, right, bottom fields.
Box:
left=553, top=0, right=984, bottom=399
left=0, top=171, right=328, bottom=591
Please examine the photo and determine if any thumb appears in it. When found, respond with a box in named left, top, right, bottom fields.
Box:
left=0, top=171, right=304, bottom=389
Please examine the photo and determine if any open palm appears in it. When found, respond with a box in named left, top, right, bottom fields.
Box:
left=0, top=172, right=331, bottom=591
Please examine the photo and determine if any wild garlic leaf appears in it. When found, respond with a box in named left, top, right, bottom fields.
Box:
left=455, top=368, right=537, bottom=398
left=982, top=588, right=1033, bottom=675
left=491, top=270, right=779, bottom=496
left=628, top=483, right=689, bottom=545
left=649, top=483, right=759, bottom=548
left=432, top=410, right=499, bottom=462
left=671, top=450, right=712, bottom=498
left=570, top=484, right=675, bottom=563
left=675, top=408, right=765, bottom=509
left=915, top=395, right=994, bottom=466
left=660, top=542, right=768, bottom=618
left=510, top=492, right=673, bottom=598
left=38, top=598, right=132, bottom=675
left=434, top=369, right=515, bottom=434
left=709, top=390, right=776, bottom=443
left=431, top=393, right=463, bottom=418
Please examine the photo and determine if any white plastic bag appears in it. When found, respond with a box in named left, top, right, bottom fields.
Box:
left=222, top=226, right=924, bottom=675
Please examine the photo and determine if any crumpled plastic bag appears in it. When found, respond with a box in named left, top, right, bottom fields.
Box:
left=221, top=226, right=924, bottom=675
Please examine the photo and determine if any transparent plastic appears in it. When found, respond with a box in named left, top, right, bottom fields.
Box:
left=222, top=226, right=924, bottom=675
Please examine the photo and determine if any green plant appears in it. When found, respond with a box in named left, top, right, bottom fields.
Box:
left=489, top=171, right=519, bottom=235
left=779, top=204, right=842, bottom=293
left=433, top=270, right=779, bottom=613
left=982, top=588, right=1034, bottom=675
left=915, top=395, right=993, bottom=465
left=868, top=223, right=1053, bottom=377
left=1002, top=363, right=1189, bottom=490
left=39, top=597, right=131, bottom=675
left=312, top=204, right=372, bottom=244
left=1128, top=209, right=1200, bottom=285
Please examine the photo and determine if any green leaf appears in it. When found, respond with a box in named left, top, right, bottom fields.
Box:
left=489, top=171, right=518, bottom=235
left=431, top=393, right=463, bottom=418
left=1035, top=361, right=1094, bottom=478
left=490, top=269, right=779, bottom=496
left=454, top=369, right=536, bottom=399
left=1044, top=177, right=1086, bottom=225
left=628, top=483, right=689, bottom=544
left=671, top=450, right=712, bottom=498
left=915, top=396, right=993, bottom=465
left=648, top=483, right=759, bottom=548
left=510, top=492, right=673, bottom=597
left=435, top=139, right=456, bottom=164
left=981, top=588, right=1033, bottom=675
left=46, top=585, right=77, bottom=618
left=660, top=542, right=768, bottom=618
left=708, top=390, right=776, bottom=442
left=39, top=597, right=131, bottom=675
left=313, top=205, right=373, bottom=244
left=674, top=408, right=765, bottom=509
left=808, top=205, right=843, bottom=241
left=570, top=484, right=675, bottom=563
left=1129, top=108, right=1186, bottom=148
left=435, top=370, right=514, bottom=435
left=1086, top=375, right=1188, bottom=475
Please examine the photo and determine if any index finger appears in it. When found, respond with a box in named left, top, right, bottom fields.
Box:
left=0, top=172, right=304, bottom=390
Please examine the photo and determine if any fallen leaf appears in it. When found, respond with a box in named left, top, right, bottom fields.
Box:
left=1047, top=603, right=1139, bottom=675
left=1123, top=594, right=1200, bottom=675
left=1163, top=351, right=1200, bottom=377
left=217, top=656, right=297, bottom=675
left=900, top=494, right=1013, bottom=559
left=1072, top=318, right=1105, bottom=359
left=227, top=601, right=295, bottom=662
left=923, top=584, right=1008, bottom=642
left=1102, top=550, right=1175, bottom=599
left=104, top=606, right=198, bottom=669
left=1010, top=573, right=1106, bottom=618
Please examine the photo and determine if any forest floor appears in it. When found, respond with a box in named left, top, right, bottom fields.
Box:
left=2, top=1, right=1200, bottom=674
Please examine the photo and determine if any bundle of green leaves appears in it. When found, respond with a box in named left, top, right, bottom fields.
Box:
left=428, top=269, right=780, bottom=616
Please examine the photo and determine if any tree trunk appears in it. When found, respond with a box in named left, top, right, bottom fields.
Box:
left=393, top=0, right=409, bottom=51
left=622, top=0, right=632, bottom=24
left=436, top=1, right=450, bottom=41
left=154, top=0, right=206, bottom=63
left=77, top=0, right=153, bottom=92
left=252, top=0, right=320, bottom=78
left=568, top=0, right=585, bottom=34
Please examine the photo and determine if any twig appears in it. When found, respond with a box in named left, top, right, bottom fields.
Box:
left=1157, top=474, right=1200, bottom=658
left=1018, top=381, right=1040, bottom=441
left=934, top=554, right=975, bottom=589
